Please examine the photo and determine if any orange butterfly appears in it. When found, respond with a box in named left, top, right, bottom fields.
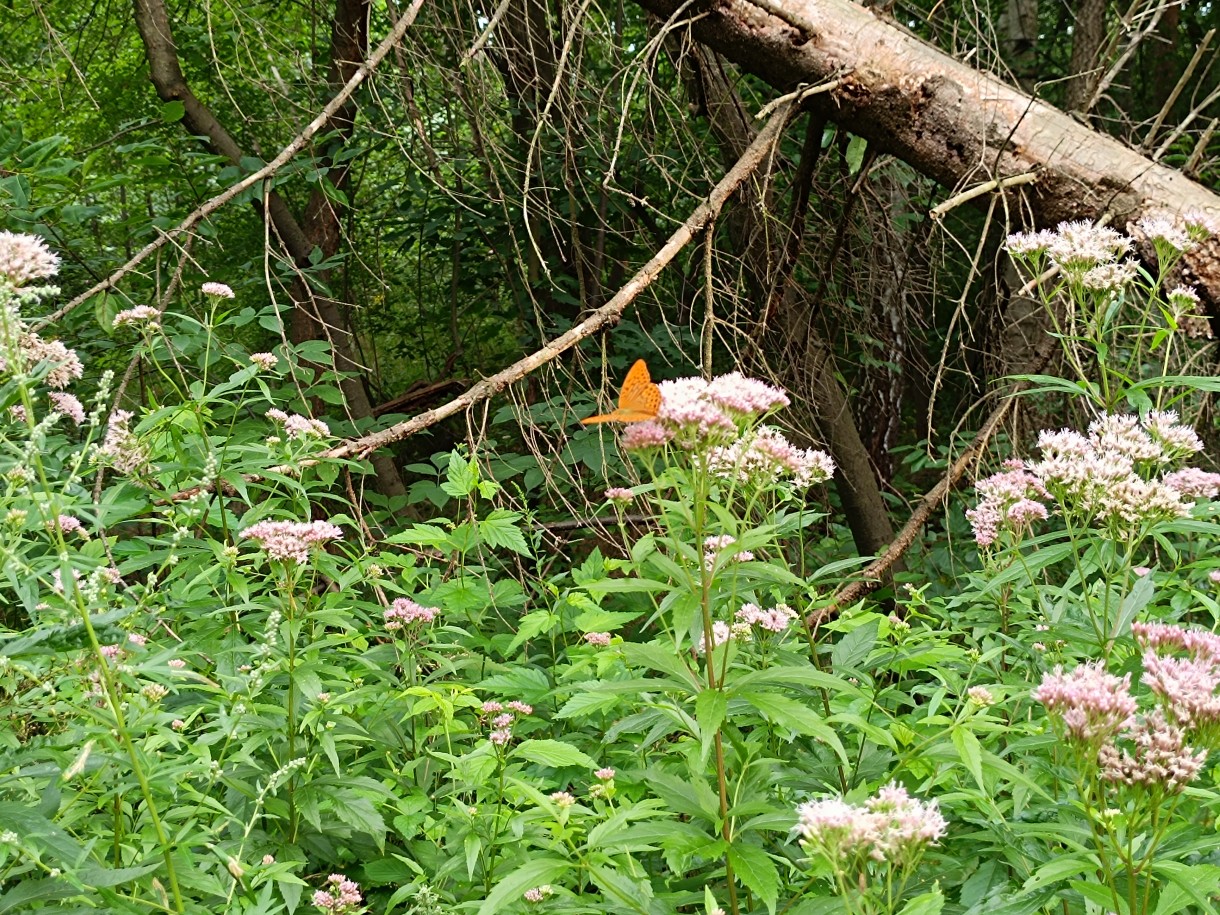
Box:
left=580, top=359, right=661, bottom=424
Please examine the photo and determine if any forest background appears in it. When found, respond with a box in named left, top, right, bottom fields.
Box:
left=3, top=0, right=1220, bottom=912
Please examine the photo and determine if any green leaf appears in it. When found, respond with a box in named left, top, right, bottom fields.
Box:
left=738, top=691, right=847, bottom=762
left=480, top=509, right=532, bottom=556
left=161, top=100, right=185, bottom=122
left=512, top=739, right=597, bottom=770
left=695, top=689, right=727, bottom=760
left=728, top=843, right=779, bottom=913
left=951, top=725, right=985, bottom=792
left=476, top=858, right=570, bottom=915
left=621, top=642, right=697, bottom=689
left=898, top=888, right=945, bottom=915
left=845, top=134, right=867, bottom=174
left=589, top=864, right=655, bottom=913
left=442, top=452, right=478, bottom=497
left=507, top=609, right=557, bottom=652
left=1020, top=855, right=1092, bottom=891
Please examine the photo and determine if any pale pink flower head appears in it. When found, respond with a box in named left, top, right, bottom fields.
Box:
left=735, top=601, right=797, bottom=634
left=201, top=282, right=235, bottom=299
left=549, top=790, right=575, bottom=807
left=1209, top=570, right=1220, bottom=586
left=312, top=873, right=362, bottom=912
left=0, top=232, right=59, bottom=286
left=112, top=306, right=161, bottom=329
left=708, top=426, right=834, bottom=489
left=1097, top=708, right=1207, bottom=793
left=1046, top=220, right=1131, bottom=272
left=604, top=487, right=633, bottom=504
left=1134, top=214, right=1193, bottom=254
left=50, top=514, right=85, bottom=537
left=48, top=392, right=85, bottom=425
left=583, top=631, right=612, bottom=647
left=1034, top=662, right=1136, bottom=746
left=239, top=519, right=343, bottom=564
left=20, top=334, right=83, bottom=389
left=383, top=597, right=439, bottom=630
left=619, top=419, right=673, bottom=451
left=250, top=352, right=278, bottom=371
left=523, top=885, right=554, bottom=904
left=594, top=767, right=615, bottom=780
left=1004, top=228, right=1057, bottom=258
left=506, top=701, right=533, bottom=715
left=653, top=376, right=737, bottom=444
left=704, top=372, right=790, bottom=417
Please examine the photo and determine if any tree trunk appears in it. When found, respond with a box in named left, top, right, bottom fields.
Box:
left=675, top=42, right=900, bottom=564
left=1065, top=0, right=1107, bottom=114
left=629, top=0, right=1220, bottom=306
left=131, top=0, right=407, bottom=502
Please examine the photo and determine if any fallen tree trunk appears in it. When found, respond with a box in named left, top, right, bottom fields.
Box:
left=632, top=0, right=1220, bottom=303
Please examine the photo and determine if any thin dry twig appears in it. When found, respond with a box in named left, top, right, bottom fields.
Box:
left=34, top=0, right=427, bottom=331
left=808, top=333, right=1057, bottom=627
left=166, top=102, right=797, bottom=501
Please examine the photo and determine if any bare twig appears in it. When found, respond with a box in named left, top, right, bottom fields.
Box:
left=1140, top=28, right=1214, bottom=153
left=928, top=171, right=1039, bottom=219
left=808, top=333, right=1057, bottom=627
left=34, top=0, right=426, bottom=331
left=165, top=102, right=796, bottom=501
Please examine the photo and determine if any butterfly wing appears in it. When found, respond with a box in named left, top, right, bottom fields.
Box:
left=580, top=359, right=661, bottom=425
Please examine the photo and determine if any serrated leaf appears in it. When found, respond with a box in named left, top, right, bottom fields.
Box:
left=729, top=843, right=779, bottom=913
left=512, top=739, right=597, bottom=770
left=507, top=609, right=557, bottom=652
left=951, top=725, right=985, bottom=792
left=479, top=509, right=532, bottom=556
left=695, top=689, right=727, bottom=743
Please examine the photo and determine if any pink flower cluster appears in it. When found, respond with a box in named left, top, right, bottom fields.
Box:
left=383, top=597, right=439, bottom=631
left=312, top=873, right=362, bottom=912
left=795, top=782, right=947, bottom=864
left=583, top=631, right=612, bottom=647
left=707, top=426, right=835, bottom=489
left=1036, top=629, right=1220, bottom=796
left=703, top=534, right=753, bottom=569
left=966, top=460, right=1050, bottom=547
left=48, top=392, right=84, bottom=425
left=969, top=412, right=1220, bottom=545
left=100, top=409, right=151, bottom=476
left=250, top=352, right=278, bottom=371
left=239, top=519, right=343, bottom=563
left=482, top=699, right=533, bottom=746
left=735, top=602, right=797, bottom=634
left=1097, top=709, right=1207, bottom=791
left=0, top=232, right=60, bottom=287
left=1033, top=662, right=1136, bottom=745
left=201, top=282, right=235, bottom=299
left=266, top=409, right=330, bottom=440
left=620, top=371, right=790, bottom=452
left=523, top=885, right=555, bottom=904
left=604, top=487, right=633, bottom=504
left=1134, top=621, right=1220, bottom=739
left=112, top=306, right=161, bottom=329
left=0, top=332, right=84, bottom=389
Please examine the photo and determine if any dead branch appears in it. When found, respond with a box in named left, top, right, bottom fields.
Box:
left=34, top=0, right=426, bottom=332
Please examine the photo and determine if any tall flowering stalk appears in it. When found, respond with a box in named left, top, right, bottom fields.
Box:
left=0, top=233, right=187, bottom=910
left=596, top=366, right=834, bottom=914
left=968, top=411, right=1220, bottom=654
left=1006, top=214, right=1217, bottom=412
left=1034, top=624, right=1220, bottom=913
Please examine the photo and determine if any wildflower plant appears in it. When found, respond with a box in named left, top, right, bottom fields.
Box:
left=1005, top=214, right=1217, bottom=413
left=1033, top=622, right=1220, bottom=912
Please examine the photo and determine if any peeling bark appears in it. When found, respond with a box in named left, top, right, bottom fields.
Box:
left=631, top=0, right=1220, bottom=304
